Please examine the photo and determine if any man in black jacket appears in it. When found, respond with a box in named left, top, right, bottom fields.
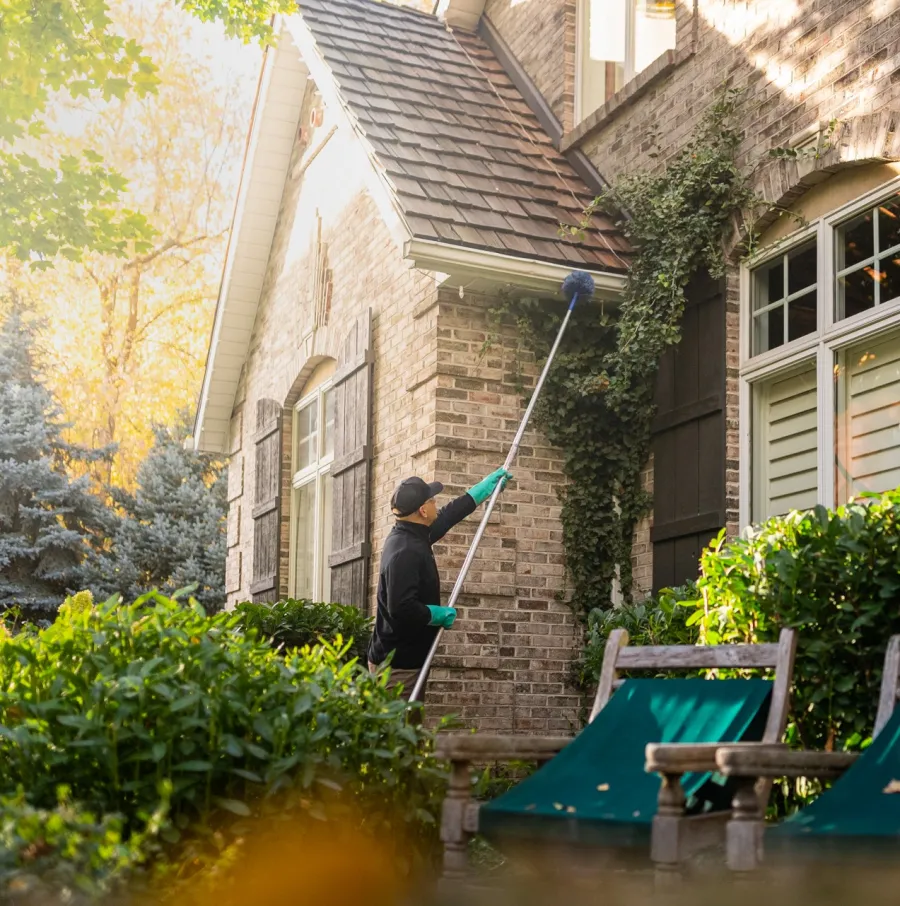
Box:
left=367, top=469, right=510, bottom=701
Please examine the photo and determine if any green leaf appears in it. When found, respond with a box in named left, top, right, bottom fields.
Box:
left=212, top=797, right=252, bottom=817
left=175, top=760, right=213, bottom=772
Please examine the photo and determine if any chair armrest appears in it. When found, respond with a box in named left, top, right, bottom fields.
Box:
left=716, top=744, right=859, bottom=780
left=434, top=734, right=571, bottom=762
left=646, top=742, right=767, bottom=775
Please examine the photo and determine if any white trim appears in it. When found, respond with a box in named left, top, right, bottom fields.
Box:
left=288, top=380, right=335, bottom=601
left=740, top=180, right=900, bottom=526
left=738, top=374, right=751, bottom=528
left=741, top=333, right=820, bottom=381
left=820, top=215, right=833, bottom=334
left=194, top=31, right=308, bottom=453
left=436, top=0, right=486, bottom=30
left=816, top=341, right=835, bottom=511
left=405, top=237, right=627, bottom=300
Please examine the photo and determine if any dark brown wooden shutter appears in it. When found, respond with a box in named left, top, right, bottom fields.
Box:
left=250, top=398, right=282, bottom=603
left=328, top=310, right=373, bottom=609
left=651, top=273, right=726, bottom=591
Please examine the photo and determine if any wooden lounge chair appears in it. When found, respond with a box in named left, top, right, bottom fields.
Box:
left=709, top=635, right=900, bottom=871
left=434, top=627, right=797, bottom=882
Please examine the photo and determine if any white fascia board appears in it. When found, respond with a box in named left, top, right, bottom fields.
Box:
left=193, top=28, right=307, bottom=454
left=405, top=238, right=627, bottom=301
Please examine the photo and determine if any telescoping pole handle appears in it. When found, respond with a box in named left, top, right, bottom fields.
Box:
left=408, top=273, right=595, bottom=704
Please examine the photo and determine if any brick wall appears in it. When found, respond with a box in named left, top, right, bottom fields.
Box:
left=488, top=0, right=900, bottom=586
left=483, top=0, right=573, bottom=129
left=225, top=105, right=439, bottom=610
left=425, top=292, right=581, bottom=732
left=225, top=98, right=583, bottom=733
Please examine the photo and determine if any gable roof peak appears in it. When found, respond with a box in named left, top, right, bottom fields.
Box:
left=297, top=0, right=630, bottom=274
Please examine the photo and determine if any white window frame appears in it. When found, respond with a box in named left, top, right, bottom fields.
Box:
left=575, top=0, right=676, bottom=124
left=288, top=380, right=335, bottom=601
left=739, top=177, right=900, bottom=526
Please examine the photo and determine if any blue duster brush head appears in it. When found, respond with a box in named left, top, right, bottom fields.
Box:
left=561, top=270, right=595, bottom=303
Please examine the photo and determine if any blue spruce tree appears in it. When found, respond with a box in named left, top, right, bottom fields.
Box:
left=0, top=299, right=112, bottom=619
left=82, top=418, right=227, bottom=613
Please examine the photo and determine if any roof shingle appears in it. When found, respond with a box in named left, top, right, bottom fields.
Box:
left=298, top=0, right=630, bottom=273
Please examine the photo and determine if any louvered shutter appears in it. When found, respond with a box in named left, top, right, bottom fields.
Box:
left=250, top=398, right=283, bottom=602
left=651, top=273, right=726, bottom=591
left=839, top=330, right=900, bottom=499
left=753, top=367, right=818, bottom=520
left=328, top=310, right=373, bottom=609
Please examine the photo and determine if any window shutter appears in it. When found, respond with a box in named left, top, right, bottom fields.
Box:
left=753, top=366, right=818, bottom=520
left=328, top=310, right=373, bottom=609
left=839, top=331, right=900, bottom=499
left=651, top=273, right=726, bottom=591
left=250, top=398, right=283, bottom=603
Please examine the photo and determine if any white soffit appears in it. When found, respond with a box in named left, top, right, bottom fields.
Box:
left=406, top=238, right=627, bottom=303
left=436, top=0, right=487, bottom=31
left=193, top=29, right=307, bottom=453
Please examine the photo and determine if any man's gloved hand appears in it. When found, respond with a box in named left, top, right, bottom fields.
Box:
left=467, top=467, right=512, bottom=505
left=427, top=605, right=457, bottom=629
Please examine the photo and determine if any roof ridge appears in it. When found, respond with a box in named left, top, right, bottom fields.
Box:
left=300, top=0, right=441, bottom=26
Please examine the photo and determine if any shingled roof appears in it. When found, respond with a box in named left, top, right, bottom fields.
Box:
left=297, top=0, right=630, bottom=273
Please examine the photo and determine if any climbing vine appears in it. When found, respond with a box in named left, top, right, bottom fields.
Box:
left=487, top=88, right=763, bottom=635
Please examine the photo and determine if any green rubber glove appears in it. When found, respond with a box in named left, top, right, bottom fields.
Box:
left=427, top=605, right=457, bottom=629
left=467, top=468, right=511, bottom=506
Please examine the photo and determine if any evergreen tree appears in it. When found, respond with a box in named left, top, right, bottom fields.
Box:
left=82, top=419, right=227, bottom=612
left=0, top=299, right=112, bottom=619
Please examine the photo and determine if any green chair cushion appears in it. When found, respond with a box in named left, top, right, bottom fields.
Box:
left=773, top=706, right=900, bottom=844
left=480, top=678, right=773, bottom=848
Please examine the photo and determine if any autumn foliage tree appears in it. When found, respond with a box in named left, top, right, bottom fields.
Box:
left=1, top=0, right=295, bottom=264
left=8, top=2, right=254, bottom=487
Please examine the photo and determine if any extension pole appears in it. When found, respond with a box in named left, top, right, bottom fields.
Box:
left=409, top=272, right=596, bottom=703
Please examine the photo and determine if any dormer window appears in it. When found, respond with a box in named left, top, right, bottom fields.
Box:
left=576, top=0, right=677, bottom=123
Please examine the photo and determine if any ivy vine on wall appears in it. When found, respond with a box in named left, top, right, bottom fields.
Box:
left=487, top=88, right=764, bottom=641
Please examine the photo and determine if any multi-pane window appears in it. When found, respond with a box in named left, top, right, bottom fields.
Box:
left=577, top=0, right=676, bottom=123
left=752, top=242, right=817, bottom=354
left=290, top=383, right=335, bottom=600
left=743, top=185, right=900, bottom=523
left=836, top=196, right=900, bottom=320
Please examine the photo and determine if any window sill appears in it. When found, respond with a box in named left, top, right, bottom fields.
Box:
left=560, top=47, right=693, bottom=153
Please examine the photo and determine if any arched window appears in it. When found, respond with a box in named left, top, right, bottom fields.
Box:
left=289, top=361, right=335, bottom=601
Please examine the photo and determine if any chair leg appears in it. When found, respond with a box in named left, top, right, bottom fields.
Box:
left=440, top=759, right=472, bottom=884
left=651, top=771, right=686, bottom=885
left=726, top=777, right=764, bottom=873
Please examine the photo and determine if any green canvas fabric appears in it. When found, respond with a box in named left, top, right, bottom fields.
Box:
left=773, top=705, right=900, bottom=846
left=480, top=678, right=772, bottom=848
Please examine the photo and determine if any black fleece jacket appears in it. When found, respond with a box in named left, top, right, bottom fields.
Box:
left=367, top=492, right=477, bottom=669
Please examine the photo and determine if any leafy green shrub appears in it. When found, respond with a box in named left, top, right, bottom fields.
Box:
left=690, top=490, right=900, bottom=753
left=0, top=789, right=163, bottom=905
left=577, top=582, right=699, bottom=690
left=0, top=594, right=443, bottom=863
left=235, top=598, right=372, bottom=663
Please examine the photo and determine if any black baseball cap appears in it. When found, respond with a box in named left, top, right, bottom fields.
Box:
left=391, top=476, right=444, bottom=517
